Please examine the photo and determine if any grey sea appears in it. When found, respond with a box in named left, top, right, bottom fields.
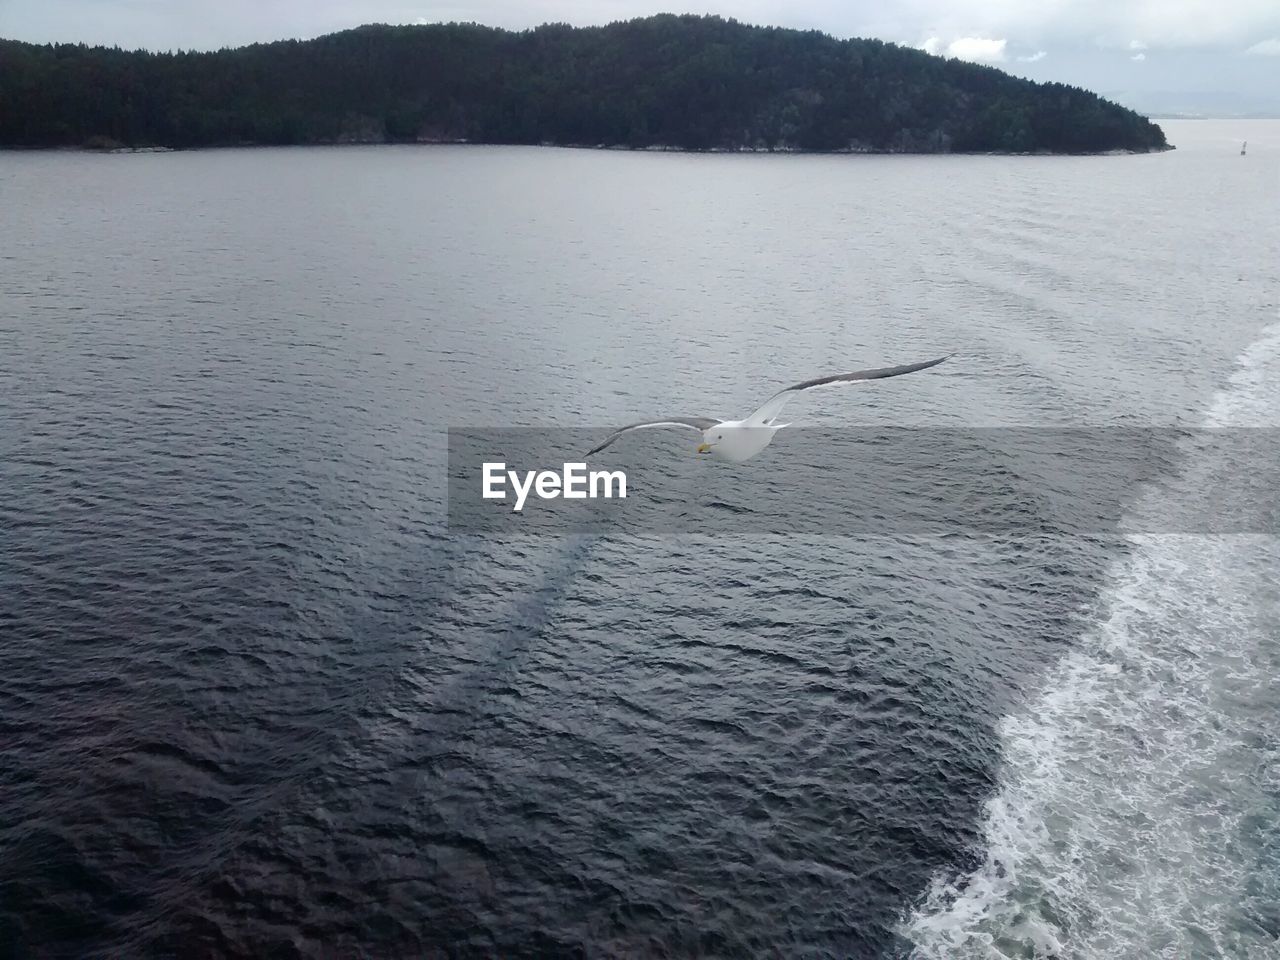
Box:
left=2, top=120, right=1278, bottom=958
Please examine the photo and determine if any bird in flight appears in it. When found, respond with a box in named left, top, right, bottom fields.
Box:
left=586, top=355, right=951, bottom=462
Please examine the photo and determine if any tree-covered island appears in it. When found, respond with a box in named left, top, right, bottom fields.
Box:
left=0, top=15, right=1169, bottom=154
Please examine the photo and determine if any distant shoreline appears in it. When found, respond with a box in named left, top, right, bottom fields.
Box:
left=2, top=140, right=1176, bottom=157
left=1146, top=116, right=1280, bottom=121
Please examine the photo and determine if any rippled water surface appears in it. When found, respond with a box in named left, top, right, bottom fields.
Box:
left=2, top=120, right=1278, bottom=958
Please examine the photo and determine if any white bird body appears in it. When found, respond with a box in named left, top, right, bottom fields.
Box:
left=695, top=420, right=785, bottom=461
left=586, top=355, right=951, bottom=463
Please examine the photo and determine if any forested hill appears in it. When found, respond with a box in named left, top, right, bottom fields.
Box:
left=0, top=15, right=1168, bottom=154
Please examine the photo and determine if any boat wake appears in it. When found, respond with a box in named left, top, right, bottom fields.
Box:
left=903, top=323, right=1280, bottom=958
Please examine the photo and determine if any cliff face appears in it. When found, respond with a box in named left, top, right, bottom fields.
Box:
left=0, top=16, right=1169, bottom=154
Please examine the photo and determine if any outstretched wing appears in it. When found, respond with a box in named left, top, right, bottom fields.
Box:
left=585, top=417, right=720, bottom=457
left=746, top=354, right=952, bottom=425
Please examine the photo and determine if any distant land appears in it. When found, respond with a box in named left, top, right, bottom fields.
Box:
left=0, top=14, right=1170, bottom=155
left=1110, top=90, right=1280, bottom=121
left=1147, top=113, right=1280, bottom=121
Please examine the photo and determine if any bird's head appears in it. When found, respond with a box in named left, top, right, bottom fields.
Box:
left=696, top=427, right=725, bottom=455
left=695, top=423, right=777, bottom=462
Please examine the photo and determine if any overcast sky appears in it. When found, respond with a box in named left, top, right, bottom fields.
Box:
left=3, top=0, right=1277, bottom=114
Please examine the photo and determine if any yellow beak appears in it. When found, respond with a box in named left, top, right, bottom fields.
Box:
left=696, top=442, right=712, bottom=454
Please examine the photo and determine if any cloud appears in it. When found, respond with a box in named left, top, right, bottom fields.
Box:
left=926, top=36, right=1003, bottom=63
left=3, top=0, right=1280, bottom=63
left=890, top=0, right=1280, bottom=50
left=1128, top=39, right=1147, bottom=50
left=1244, top=37, right=1280, bottom=55
left=1016, top=50, right=1047, bottom=62
left=1131, top=52, right=1146, bottom=60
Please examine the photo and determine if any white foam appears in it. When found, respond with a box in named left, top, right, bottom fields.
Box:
left=904, top=323, right=1280, bottom=958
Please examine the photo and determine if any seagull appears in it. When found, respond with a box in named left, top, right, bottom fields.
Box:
left=586, top=355, right=951, bottom=462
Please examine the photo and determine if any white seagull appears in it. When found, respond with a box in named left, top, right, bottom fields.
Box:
left=586, top=354, right=951, bottom=462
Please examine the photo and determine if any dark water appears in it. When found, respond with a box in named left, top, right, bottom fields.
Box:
left=2, top=121, right=1278, bottom=958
